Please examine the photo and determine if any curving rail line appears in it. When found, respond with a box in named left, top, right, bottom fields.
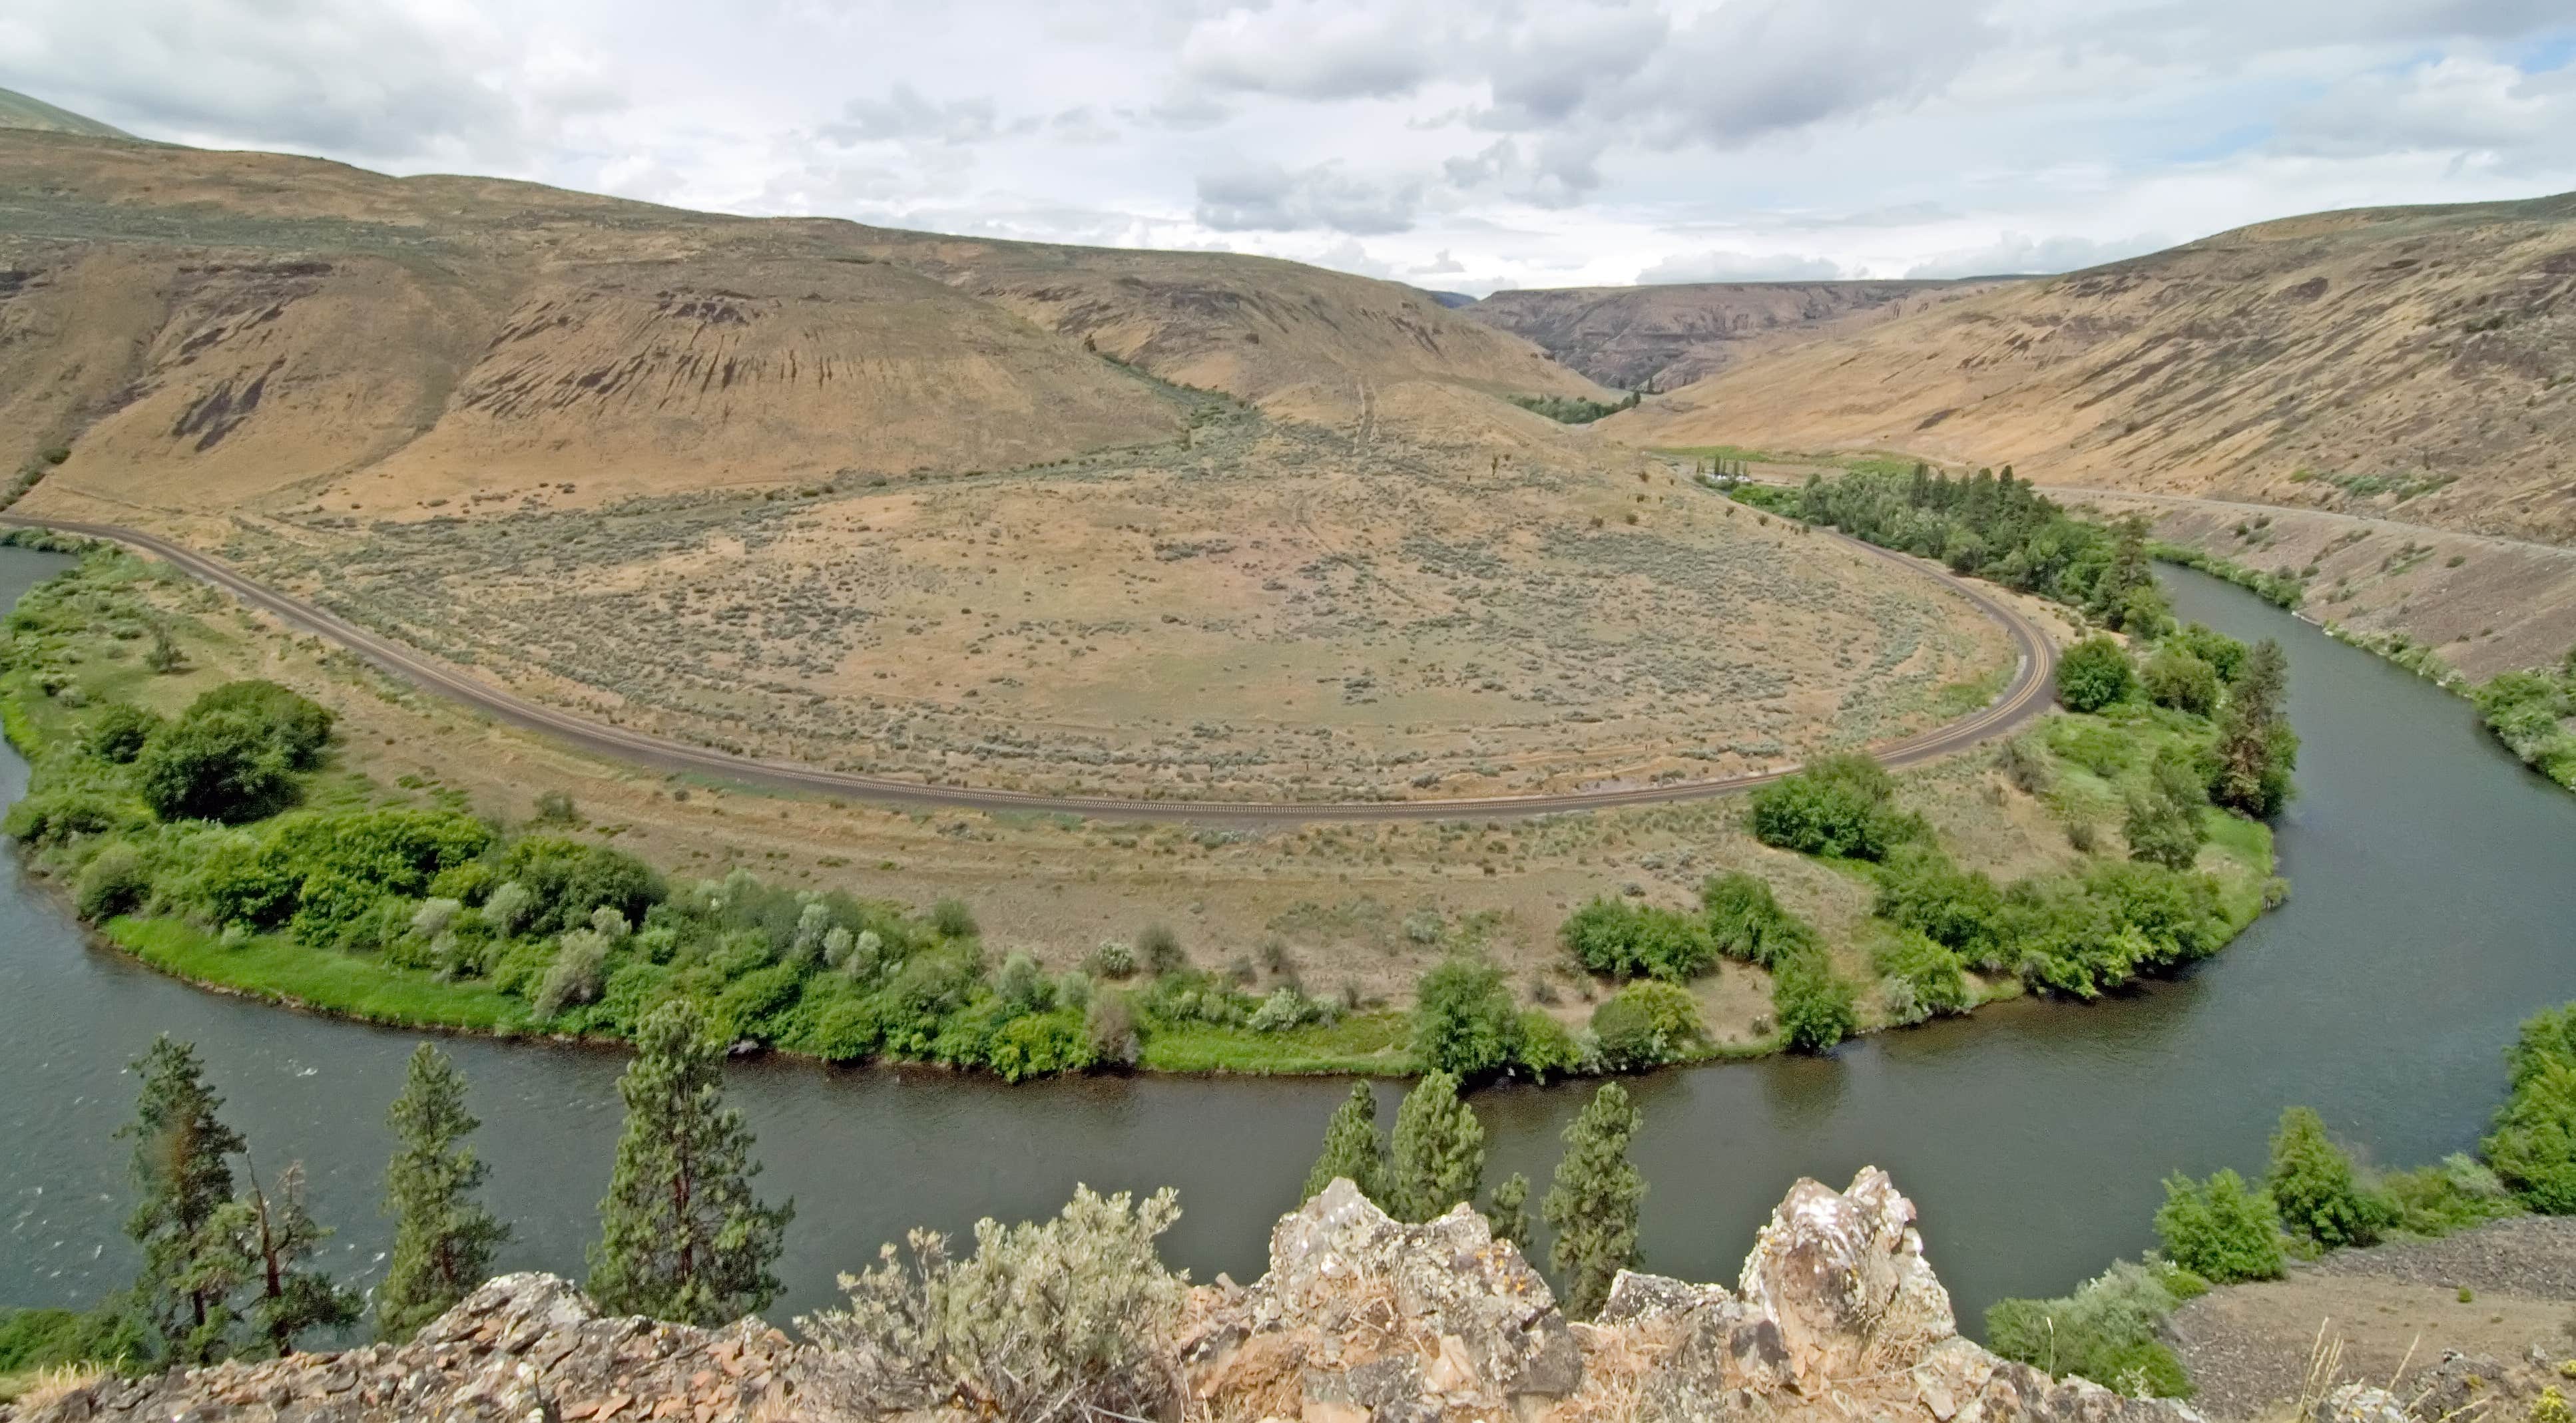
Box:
left=2, top=514, right=2060, bottom=825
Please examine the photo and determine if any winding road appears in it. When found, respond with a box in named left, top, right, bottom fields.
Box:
left=1, top=513, right=2060, bottom=825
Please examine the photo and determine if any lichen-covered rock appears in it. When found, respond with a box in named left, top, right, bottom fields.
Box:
left=2314, top=1383, right=2412, bottom=1423
left=6, top=1169, right=2208, bottom=1423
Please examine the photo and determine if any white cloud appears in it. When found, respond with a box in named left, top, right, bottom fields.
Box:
left=1904, top=232, right=2171, bottom=278
left=1637, top=250, right=1848, bottom=283
left=1195, top=162, right=1423, bottom=234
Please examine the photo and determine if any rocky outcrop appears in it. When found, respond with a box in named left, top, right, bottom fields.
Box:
left=9, top=1168, right=2202, bottom=1423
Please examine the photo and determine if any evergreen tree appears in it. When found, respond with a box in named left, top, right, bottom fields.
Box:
left=2266, top=1106, right=2390, bottom=1249
left=1485, top=1173, right=1532, bottom=1249
left=121, top=1036, right=246, bottom=1362
left=588, top=1001, right=792, bottom=1326
left=1384, top=1072, right=1486, bottom=1223
left=2211, top=640, right=2298, bottom=817
left=1542, top=1084, right=1647, bottom=1320
left=379, top=1043, right=511, bottom=1340
left=1302, top=1082, right=1386, bottom=1203
left=207, top=1161, right=361, bottom=1357
left=2124, top=747, right=2208, bottom=870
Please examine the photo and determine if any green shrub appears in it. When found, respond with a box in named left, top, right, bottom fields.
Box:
left=929, top=897, right=979, bottom=940
left=180, top=680, right=334, bottom=769
left=133, top=710, right=298, bottom=822
left=71, top=842, right=152, bottom=920
left=2123, top=748, right=2209, bottom=871
left=82, top=703, right=164, bottom=763
left=2265, top=1106, right=2393, bottom=1249
left=496, top=837, right=664, bottom=936
left=1985, top=1260, right=2192, bottom=1397
left=2141, top=647, right=2220, bottom=717
left=1515, top=1010, right=1583, bottom=1081
left=1699, top=871, right=1816, bottom=968
left=1872, top=931, right=1969, bottom=1025
left=987, top=1009, right=1095, bottom=1082
left=1746, top=753, right=1924, bottom=861
left=2486, top=1059, right=2576, bottom=1213
left=1772, top=950, right=1857, bottom=1052
left=1558, top=898, right=1716, bottom=982
left=1412, top=958, right=1522, bottom=1077
left=1589, top=981, right=1708, bottom=1071
left=2168, top=624, right=2248, bottom=684
left=2153, top=1169, right=2284, bottom=1282
left=2378, top=1154, right=2517, bottom=1236
left=1139, top=923, right=1184, bottom=975
left=1871, top=846, right=2007, bottom=967
left=2057, top=637, right=2137, bottom=713
left=0, top=1305, right=144, bottom=1374
left=3, top=789, right=125, bottom=848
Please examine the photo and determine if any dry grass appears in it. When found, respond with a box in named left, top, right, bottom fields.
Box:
left=0, top=1362, right=109, bottom=1409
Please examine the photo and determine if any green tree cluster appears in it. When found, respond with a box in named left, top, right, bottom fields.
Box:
left=2151, top=1169, right=2283, bottom=1283
left=2485, top=1003, right=2576, bottom=1211
left=1746, top=752, right=1927, bottom=861
left=2055, top=637, right=2136, bottom=713
left=2208, top=640, right=2298, bottom=819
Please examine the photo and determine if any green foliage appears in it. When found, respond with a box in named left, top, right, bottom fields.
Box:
left=74, top=842, right=151, bottom=919
left=1510, top=391, right=1640, bottom=424
left=2124, top=748, right=2209, bottom=871
left=378, top=1044, right=509, bottom=1342
left=1589, top=980, right=1709, bottom=1071
left=1304, top=1082, right=1386, bottom=1203
left=803, top=1186, right=1187, bottom=1423
left=495, top=837, right=664, bottom=937
left=203, top=1161, right=362, bottom=1358
left=1746, top=752, right=1924, bottom=861
left=1772, top=951, right=1858, bottom=1052
left=1698, top=871, right=1817, bottom=968
left=1543, top=1084, right=1646, bottom=1321
left=1872, top=845, right=2008, bottom=967
left=0, top=1307, right=143, bottom=1375
left=120, top=1035, right=247, bottom=1364
left=1787, top=464, right=2144, bottom=614
left=1872, top=931, right=1969, bottom=1025
left=2265, top=1107, right=2392, bottom=1249
left=2471, top=667, right=2576, bottom=790
left=589, top=1002, right=793, bottom=1326
left=1411, top=958, right=1523, bottom=1078
left=132, top=711, right=298, bottom=823
left=83, top=703, right=163, bottom=763
left=2167, top=624, right=2250, bottom=684
left=179, top=681, right=334, bottom=769
left=2487, top=1004, right=2576, bottom=1212
left=1558, top=897, right=1716, bottom=982
left=1985, top=1260, right=2194, bottom=1398
left=1385, top=1072, right=1487, bottom=1223
left=2056, top=638, right=2136, bottom=713
left=2378, top=1155, right=2517, bottom=1236
left=2153, top=1169, right=2284, bottom=1283
left=2141, top=646, right=2221, bottom=717
left=1513, top=1010, right=1584, bottom=1082
left=2210, top=640, right=2298, bottom=818
left=1485, top=1173, right=1532, bottom=1249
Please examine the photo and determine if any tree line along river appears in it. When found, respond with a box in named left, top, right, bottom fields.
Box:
left=4, top=548, right=2572, bottom=1330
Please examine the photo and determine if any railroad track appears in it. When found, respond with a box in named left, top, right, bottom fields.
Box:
left=2, top=514, right=2060, bottom=825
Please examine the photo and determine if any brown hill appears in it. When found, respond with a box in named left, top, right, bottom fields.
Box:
left=1607, top=194, right=2576, bottom=543
left=1466, top=278, right=2013, bottom=390
left=0, top=129, right=1603, bottom=528
left=0, top=85, right=134, bottom=140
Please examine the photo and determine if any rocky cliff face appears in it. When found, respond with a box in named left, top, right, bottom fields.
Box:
left=9, top=1168, right=2200, bottom=1423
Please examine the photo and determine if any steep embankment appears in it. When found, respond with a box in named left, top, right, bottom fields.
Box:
left=0, top=127, right=1605, bottom=531
left=0, top=86, right=134, bottom=140
left=1467, top=278, right=2013, bottom=391
left=1611, top=194, right=2576, bottom=544
left=5, top=1171, right=2194, bottom=1423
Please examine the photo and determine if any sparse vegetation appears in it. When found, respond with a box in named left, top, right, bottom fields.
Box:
left=1509, top=391, right=1639, bottom=424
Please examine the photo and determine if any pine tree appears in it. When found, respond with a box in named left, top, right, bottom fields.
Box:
left=2212, top=640, right=2298, bottom=817
left=121, top=1036, right=246, bottom=1362
left=1302, top=1082, right=1386, bottom=1203
left=1542, top=1084, right=1646, bottom=1320
left=589, top=1001, right=792, bottom=1326
left=379, top=1043, right=511, bottom=1340
left=207, top=1161, right=361, bottom=1357
left=1486, top=1172, right=1532, bottom=1249
left=1384, top=1072, right=1486, bottom=1223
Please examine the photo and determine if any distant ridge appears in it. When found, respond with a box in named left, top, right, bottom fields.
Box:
left=0, top=87, right=135, bottom=140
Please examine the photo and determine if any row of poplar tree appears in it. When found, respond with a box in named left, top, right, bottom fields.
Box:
left=111, top=998, right=789, bottom=1366
left=1298, top=1074, right=1649, bottom=1319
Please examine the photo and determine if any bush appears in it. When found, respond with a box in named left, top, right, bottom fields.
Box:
left=2378, top=1154, right=2517, bottom=1236
left=0, top=1305, right=144, bottom=1375
left=2141, top=647, right=2220, bottom=717
left=1872, top=931, right=1968, bottom=1025
left=1412, top=959, right=1522, bottom=1078
left=1772, top=950, right=1858, bottom=1052
left=802, top=1186, right=1187, bottom=1423
left=1746, top=753, right=1924, bottom=861
left=71, top=842, right=152, bottom=920
left=1699, top=871, right=1816, bottom=968
left=2266, top=1106, right=2392, bottom=1249
left=2056, top=637, right=2137, bottom=713
left=930, top=897, right=979, bottom=940
left=2123, top=748, right=2209, bottom=871
left=987, top=1010, right=1095, bottom=1082
left=1985, top=1260, right=2193, bottom=1397
left=533, top=928, right=613, bottom=1019
left=133, top=710, right=299, bottom=822
left=180, top=680, right=335, bottom=769
left=1558, top=898, right=1716, bottom=982
left=2169, top=623, right=2248, bottom=684
left=1138, top=923, right=1184, bottom=976
left=1872, top=846, right=2007, bottom=968
left=1514, top=1010, right=1583, bottom=1081
left=2486, top=1059, right=2576, bottom=1213
left=3, top=789, right=125, bottom=848
left=1089, top=941, right=1136, bottom=978
left=2153, top=1169, right=2284, bottom=1282
left=82, top=703, right=163, bottom=763
left=497, top=837, right=665, bottom=936
left=1085, top=992, right=1142, bottom=1068
left=1589, top=982, right=1708, bottom=1072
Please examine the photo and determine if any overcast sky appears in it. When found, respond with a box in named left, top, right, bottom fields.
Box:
left=5, top=0, right=2573, bottom=294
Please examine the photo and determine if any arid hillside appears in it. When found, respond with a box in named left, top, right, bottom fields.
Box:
left=0, top=127, right=1607, bottom=530
left=1467, top=278, right=2013, bottom=390
left=1608, top=194, right=2576, bottom=543
left=0, top=85, right=132, bottom=140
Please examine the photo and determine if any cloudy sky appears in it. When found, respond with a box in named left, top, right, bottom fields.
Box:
left=5, top=0, right=2573, bottom=294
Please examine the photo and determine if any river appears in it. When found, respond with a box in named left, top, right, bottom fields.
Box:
left=5, top=549, right=2573, bottom=1332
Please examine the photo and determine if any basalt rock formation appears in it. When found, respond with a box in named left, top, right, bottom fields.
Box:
left=7, top=1168, right=2200, bottom=1423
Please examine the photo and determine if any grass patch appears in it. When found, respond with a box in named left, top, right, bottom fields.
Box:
left=1138, top=1010, right=1416, bottom=1074
left=103, top=918, right=536, bottom=1034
